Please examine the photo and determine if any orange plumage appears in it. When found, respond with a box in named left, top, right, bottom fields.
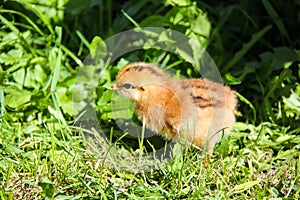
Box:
left=111, top=62, right=237, bottom=153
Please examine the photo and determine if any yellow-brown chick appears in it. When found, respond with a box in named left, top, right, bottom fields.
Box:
left=111, top=62, right=237, bottom=153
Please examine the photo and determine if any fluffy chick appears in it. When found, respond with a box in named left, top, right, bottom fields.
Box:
left=111, top=62, right=237, bottom=153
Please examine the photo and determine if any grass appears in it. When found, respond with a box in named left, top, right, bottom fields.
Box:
left=1, top=0, right=300, bottom=199
left=1, top=122, right=299, bottom=199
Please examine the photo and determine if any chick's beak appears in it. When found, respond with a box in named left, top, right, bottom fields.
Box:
left=110, top=84, right=119, bottom=90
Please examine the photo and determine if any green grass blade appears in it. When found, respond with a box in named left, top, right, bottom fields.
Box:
left=107, top=0, right=112, bottom=29
left=49, top=27, right=72, bottom=136
left=233, top=180, right=261, bottom=194
left=0, top=88, right=3, bottom=124
left=264, top=98, right=276, bottom=123
left=262, top=0, right=292, bottom=45
left=60, top=44, right=84, bottom=67
left=121, top=10, right=141, bottom=29
left=266, top=68, right=290, bottom=99
left=223, top=25, right=272, bottom=72
left=50, top=26, right=62, bottom=93
left=235, top=91, right=257, bottom=123
left=0, top=69, right=6, bottom=125
left=0, top=9, right=45, bottom=36
left=76, top=30, right=91, bottom=49
left=18, top=2, right=54, bottom=34
left=50, top=50, right=61, bottom=93
left=0, top=14, right=20, bottom=35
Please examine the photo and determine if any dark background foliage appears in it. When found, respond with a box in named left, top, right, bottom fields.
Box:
left=2, top=0, right=299, bottom=127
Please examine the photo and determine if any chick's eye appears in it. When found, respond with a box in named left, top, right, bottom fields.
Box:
left=123, top=83, right=135, bottom=89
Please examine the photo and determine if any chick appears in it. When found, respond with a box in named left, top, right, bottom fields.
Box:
left=111, top=62, right=237, bottom=153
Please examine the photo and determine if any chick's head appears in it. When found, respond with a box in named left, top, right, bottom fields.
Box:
left=111, top=62, right=169, bottom=101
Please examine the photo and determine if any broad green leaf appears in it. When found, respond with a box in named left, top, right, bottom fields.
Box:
left=68, top=101, right=87, bottom=116
left=283, top=91, right=300, bottom=115
left=273, top=47, right=299, bottom=70
left=276, top=135, right=294, bottom=143
left=69, top=84, right=88, bottom=102
left=173, top=12, right=184, bottom=25
left=5, top=90, right=31, bottom=108
left=225, top=73, right=241, bottom=85
left=34, top=65, right=47, bottom=85
left=0, top=49, right=23, bottom=65
left=175, top=47, right=194, bottom=64
left=76, top=65, right=97, bottom=84
left=90, top=36, right=107, bottom=59
left=191, top=14, right=211, bottom=37
left=259, top=51, right=273, bottom=78
left=188, top=34, right=204, bottom=70
left=158, top=30, right=176, bottom=44
left=39, top=177, right=55, bottom=198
